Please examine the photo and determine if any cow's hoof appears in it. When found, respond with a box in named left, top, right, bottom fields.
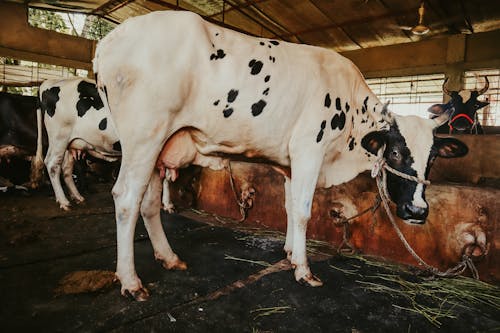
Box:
left=73, top=197, right=85, bottom=205
left=161, top=258, right=188, bottom=271
left=123, top=287, right=150, bottom=301
left=161, top=204, right=176, bottom=214
left=297, top=273, right=323, bottom=287
left=59, top=204, right=71, bottom=211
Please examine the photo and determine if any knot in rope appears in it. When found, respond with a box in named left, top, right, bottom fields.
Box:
left=371, top=155, right=430, bottom=186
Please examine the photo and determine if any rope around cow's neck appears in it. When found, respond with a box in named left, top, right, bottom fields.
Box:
left=372, top=153, right=479, bottom=279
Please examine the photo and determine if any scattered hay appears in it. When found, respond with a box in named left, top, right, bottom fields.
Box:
left=224, top=254, right=272, bottom=267
left=330, top=254, right=500, bottom=327
left=54, top=270, right=116, bottom=295
left=250, top=306, right=292, bottom=319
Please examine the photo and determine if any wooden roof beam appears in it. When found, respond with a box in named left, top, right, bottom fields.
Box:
left=275, top=7, right=417, bottom=40
left=92, top=0, right=137, bottom=16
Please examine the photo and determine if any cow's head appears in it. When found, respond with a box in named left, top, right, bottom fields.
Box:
left=361, top=106, right=468, bottom=224
left=428, top=77, right=489, bottom=133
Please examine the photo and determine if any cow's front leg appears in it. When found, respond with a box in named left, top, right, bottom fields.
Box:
left=62, top=151, right=85, bottom=204
left=289, top=156, right=323, bottom=287
left=283, top=176, right=294, bottom=261
left=141, top=171, right=186, bottom=270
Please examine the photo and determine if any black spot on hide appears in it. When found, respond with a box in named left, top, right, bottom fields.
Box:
left=251, top=100, right=267, bottom=116
left=331, top=114, right=340, bottom=130
left=336, top=97, right=342, bottom=111
left=76, top=80, right=104, bottom=117
left=316, top=120, right=327, bottom=143
left=214, top=100, right=220, bottom=106
left=249, top=59, right=264, bottom=75
left=349, top=137, right=356, bottom=151
left=345, top=102, right=350, bottom=113
left=210, top=49, right=226, bottom=60
left=113, top=141, right=121, bottom=152
left=362, top=96, right=369, bottom=114
left=338, top=112, right=346, bottom=130
left=227, top=90, right=239, bottom=103
left=264, top=75, right=270, bottom=82
left=223, top=108, right=234, bottom=118
left=269, top=40, right=280, bottom=45
left=263, top=88, right=270, bottom=96
left=324, top=93, right=331, bottom=108
left=41, top=86, right=60, bottom=117
left=98, top=117, right=107, bottom=130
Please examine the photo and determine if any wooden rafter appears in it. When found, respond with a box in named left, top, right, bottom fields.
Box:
left=207, top=0, right=270, bottom=19
left=92, top=0, right=136, bottom=16
left=308, top=0, right=362, bottom=48
left=275, top=7, right=418, bottom=40
left=144, top=0, right=259, bottom=37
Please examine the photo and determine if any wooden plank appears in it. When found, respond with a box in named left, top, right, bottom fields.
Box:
left=183, top=161, right=499, bottom=282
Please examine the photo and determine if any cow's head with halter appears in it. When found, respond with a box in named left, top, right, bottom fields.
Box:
left=428, top=77, right=490, bottom=134
left=362, top=102, right=468, bottom=224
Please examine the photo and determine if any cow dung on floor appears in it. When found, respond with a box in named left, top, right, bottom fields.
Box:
left=0, top=183, right=498, bottom=332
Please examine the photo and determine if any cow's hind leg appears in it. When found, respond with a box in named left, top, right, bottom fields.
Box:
left=289, top=155, right=323, bottom=287
left=141, top=170, right=186, bottom=270
left=45, top=137, right=71, bottom=210
left=112, top=136, right=170, bottom=301
left=62, top=151, right=85, bottom=204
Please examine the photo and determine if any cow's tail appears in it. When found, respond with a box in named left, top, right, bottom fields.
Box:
left=29, top=93, right=45, bottom=189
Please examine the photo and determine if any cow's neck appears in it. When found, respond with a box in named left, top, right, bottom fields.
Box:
left=319, top=89, right=390, bottom=188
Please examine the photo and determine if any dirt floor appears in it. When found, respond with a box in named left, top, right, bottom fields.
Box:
left=0, top=183, right=499, bottom=332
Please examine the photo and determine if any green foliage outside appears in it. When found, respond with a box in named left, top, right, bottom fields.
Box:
left=82, top=16, right=115, bottom=40
left=28, top=8, right=69, bottom=33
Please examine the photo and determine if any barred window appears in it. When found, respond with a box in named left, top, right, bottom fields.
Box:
left=0, top=57, right=88, bottom=96
left=366, top=74, right=445, bottom=117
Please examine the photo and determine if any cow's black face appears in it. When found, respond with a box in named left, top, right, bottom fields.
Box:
left=362, top=117, right=468, bottom=224
left=429, top=77, right=489, bottom=133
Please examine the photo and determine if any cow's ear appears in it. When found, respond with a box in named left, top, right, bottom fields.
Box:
left=475, top=100, right=489, bottom=110
left=361, top=130, right=387, bottom=155
left=434, top=137, right=468, bottom=158
left=428, top=103, right=447, bottom=115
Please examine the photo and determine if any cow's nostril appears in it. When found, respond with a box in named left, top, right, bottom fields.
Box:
left=404, top=204, right=428, bottom=220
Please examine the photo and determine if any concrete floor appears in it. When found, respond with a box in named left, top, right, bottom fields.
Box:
left=0, top=183, right=499, bottom=332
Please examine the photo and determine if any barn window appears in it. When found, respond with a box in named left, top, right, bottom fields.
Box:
left=464, top=69, right=499, bottom=126
left=28, top=8, right=115, bottom=40
left=366, top=74, right=446, bottom=117
left=0, top=57, right=87, bottom=96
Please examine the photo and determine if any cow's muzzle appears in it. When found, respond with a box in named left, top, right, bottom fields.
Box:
left=397, top=203, right=428, bottom=224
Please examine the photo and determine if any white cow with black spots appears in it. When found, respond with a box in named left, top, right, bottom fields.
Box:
left=93, top=11, right=468, bottom=300
left=36, top=78, right=175, bottom=211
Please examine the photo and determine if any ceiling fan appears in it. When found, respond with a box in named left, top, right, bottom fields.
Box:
left=401, top=1, right=430, bottom=35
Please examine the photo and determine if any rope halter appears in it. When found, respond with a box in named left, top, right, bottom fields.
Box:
left=369, top=146, right=479, bottom=279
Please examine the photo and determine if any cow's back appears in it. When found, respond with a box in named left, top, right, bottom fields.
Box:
left=95, top=11, right=376, bottom=166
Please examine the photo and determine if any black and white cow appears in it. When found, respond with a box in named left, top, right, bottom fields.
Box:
left=93, top=11, right=468, bottom=300
left=429, top=77, right=490, bottom=134
left=36, top=78, right=174, bottom=211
